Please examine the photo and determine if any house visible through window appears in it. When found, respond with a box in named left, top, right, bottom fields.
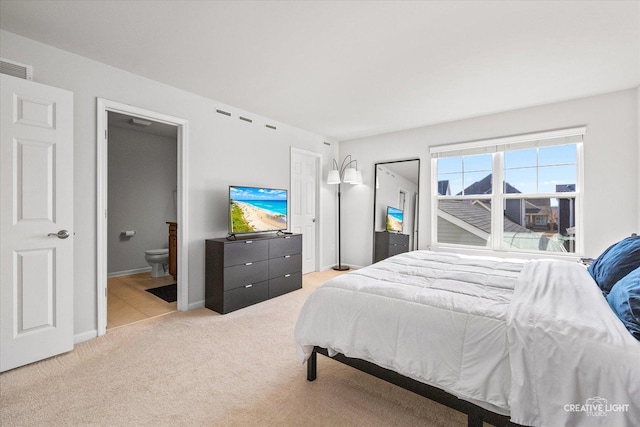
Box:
left=431, top=127, right=584, bottom=254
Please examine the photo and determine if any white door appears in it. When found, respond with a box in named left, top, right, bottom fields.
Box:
left=291, top=150, right=318, bottom=274
left=0, top=75, right=74, bottom=372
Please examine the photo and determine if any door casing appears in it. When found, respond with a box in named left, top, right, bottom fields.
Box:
left=96, top=99, right=189, bottom=336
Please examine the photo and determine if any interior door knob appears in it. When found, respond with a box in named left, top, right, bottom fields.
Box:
left=48, top=230, right=70, bottom=239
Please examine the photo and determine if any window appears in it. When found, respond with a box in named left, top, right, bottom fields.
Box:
left=431, top=127, right=584, bottom=255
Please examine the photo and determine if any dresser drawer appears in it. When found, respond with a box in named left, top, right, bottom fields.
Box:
left=223, top=260, right=268, bottom=290
left=224, top=239, right=268, bottom=267
left=268, top=271, right=302, bottom=299
left=223, top=281, right=269, bottom=313
left=268, top=253, right=302, bottom=279
left=269, top=235, right=302, bottom=258
left=388, top=232, right=409, bottom=245
left=388, top=244, right=409, bottom=257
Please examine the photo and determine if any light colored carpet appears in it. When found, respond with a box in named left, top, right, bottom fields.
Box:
left=0, top=270, right=467, bottom=426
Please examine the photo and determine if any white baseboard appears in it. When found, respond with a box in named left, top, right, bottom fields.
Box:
left=188, top=300, right=205, bottom=311
left=107, top=267, right=151, bottom=278
left=74, top=329, right=98, bottom=344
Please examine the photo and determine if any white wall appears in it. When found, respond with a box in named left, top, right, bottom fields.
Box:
left=340, top=89, right=640, bottom=267
left=0, top=30, right=338, bottom=340
left=107, top=125, right=177, bottom=275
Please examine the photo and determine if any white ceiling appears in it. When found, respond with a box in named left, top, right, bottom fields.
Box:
left=1, top=1, right=639, bottom=141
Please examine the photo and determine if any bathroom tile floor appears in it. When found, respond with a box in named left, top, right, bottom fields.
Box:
left=107, top=272, right=177, bottom=330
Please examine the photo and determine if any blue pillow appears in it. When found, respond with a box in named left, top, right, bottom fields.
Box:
left=588, top=235, right=640, bottom=294
left=606, top=266, right=640, bottom=340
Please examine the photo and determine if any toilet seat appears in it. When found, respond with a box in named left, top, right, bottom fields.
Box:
left=145, top=248, right=169, bottom=255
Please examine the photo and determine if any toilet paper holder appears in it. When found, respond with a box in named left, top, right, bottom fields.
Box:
left=120, top=230, right=136, bottom=238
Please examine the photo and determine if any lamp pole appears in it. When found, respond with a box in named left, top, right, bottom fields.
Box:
left=334, top=183, right=350, bottom=271
left=328, top=155, right=362, bottom=271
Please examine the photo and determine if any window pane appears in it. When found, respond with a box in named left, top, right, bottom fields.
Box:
left=504, top=168, right=536, bottom=193
left=438, top=173, right=462, bottom=195
left=538, top=144, right=576, bottom=166
left=463, top=154, right=492, bottom=172
left=434, top=136, right=581, bottom=254
left=538, top=165, right=576, bottom=193
left=505, top=148, right=536, bottom=169
left=437, top=199, right=491, bottom=247
left=437, top=157, right=462, bottom=174
left=463, top=172, right=492, bottom=195
left=556, top=183, right=576, bottom=193
left=501, top=197, right=576, bottom=253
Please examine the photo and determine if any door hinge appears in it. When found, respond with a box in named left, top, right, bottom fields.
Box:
left=105, top=129, right=108, bottom=140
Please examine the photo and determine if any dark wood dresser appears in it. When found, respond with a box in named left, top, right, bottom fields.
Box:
left=374, top=231, right=409, bottom=262
left=205, top=233, right=302, bottom=314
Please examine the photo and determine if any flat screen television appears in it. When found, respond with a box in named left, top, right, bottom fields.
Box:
left=386, top=206, right=404, bottom=232
left=229, top=186, right=288, bottom=235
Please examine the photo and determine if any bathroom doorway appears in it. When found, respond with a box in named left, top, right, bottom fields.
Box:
left=106, top=112, right=178, bottom=329
left=97, top=99, right=189, bottom=335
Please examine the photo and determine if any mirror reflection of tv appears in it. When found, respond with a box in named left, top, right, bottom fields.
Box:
left=229, top=186, right=287, bottom=234
left=386, top=206, right=404, bottom=232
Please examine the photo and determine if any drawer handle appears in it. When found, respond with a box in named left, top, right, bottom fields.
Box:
left=245, top=240, right=253, bottom=244
left=284, top=236, right=291, bottom=239
left=284, top=255, right=291, bottom=259
left=245, top=284, right=253, bottom=288
left=284, top=274, right=291, bottom=278
left=245, top=262, right=253, bottom=266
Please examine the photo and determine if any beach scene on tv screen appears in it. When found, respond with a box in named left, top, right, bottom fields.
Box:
left=230, top=187, right=287, bottom=233
left=387, top=207, right=403, bottom=232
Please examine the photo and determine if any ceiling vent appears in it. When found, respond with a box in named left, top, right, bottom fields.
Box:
left=0, top=58, right=33, bottom=80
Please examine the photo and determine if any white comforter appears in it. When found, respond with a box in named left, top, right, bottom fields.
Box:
left=507, top=260, right=640, bottom=426
left=295, top=251, right=640, bottom=426
left=295, top=250, right=527, bottom=414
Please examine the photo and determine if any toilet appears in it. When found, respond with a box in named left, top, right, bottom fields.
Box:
left=144, top=248, right=169, bottom=277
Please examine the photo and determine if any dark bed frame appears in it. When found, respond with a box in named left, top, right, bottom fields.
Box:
left=307, top=346, right=525, bottom=427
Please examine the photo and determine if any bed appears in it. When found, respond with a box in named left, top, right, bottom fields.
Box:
left=294, top=249, right=640, bottom=427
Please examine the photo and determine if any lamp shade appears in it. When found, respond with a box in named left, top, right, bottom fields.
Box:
left=354, top=170, right=363, bottom=185
left=327, top=169, right=341, bottom=184
left=343, top=167, right=357, bottom=183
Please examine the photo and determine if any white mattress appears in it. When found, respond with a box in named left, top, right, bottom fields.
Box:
left=295, top=250, right=527, bottom=414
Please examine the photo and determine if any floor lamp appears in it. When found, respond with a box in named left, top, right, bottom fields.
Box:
left=328, top=155, right=363, bottom=271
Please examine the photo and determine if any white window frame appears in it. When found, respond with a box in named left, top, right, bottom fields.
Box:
left=430, top=126, right=585, bottom=257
